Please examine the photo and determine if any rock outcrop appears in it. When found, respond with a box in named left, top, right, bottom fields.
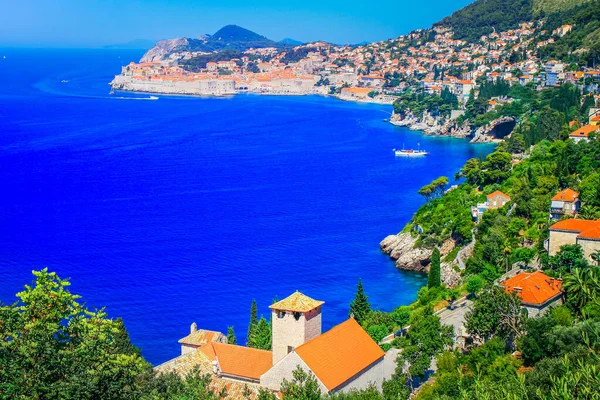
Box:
left=380, top=234, right=461, bottom=286
left=380, top=233, right=431, bottom=272
left=390, top=111, right=474, bottom=139
left=470, top=116, right=516, bottom=143
left=140, top=38, right=189, bottom=63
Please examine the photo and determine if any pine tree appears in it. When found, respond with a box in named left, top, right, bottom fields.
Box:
left=247, top=299, right=258, bottom=345
left=349, top=278, right=371, bottom=325
left=227, top=326, right=237, bottom=345
left=248, top=316, right=272, bottom=350
left=428, top=248, right=441, bottom=288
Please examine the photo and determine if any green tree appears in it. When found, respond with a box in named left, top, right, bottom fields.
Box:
left=0, top=269, right=150, bottom=399
left=280, top=366, right=322, bottom=400
left=248, top=316, right=272, bottom=350
left=548, top=244, right=588, bottom=272
left=400, top=307, right=453, bottom=385
left=467, top=275, right=483, bottom=296
left=248, top=299, right=258, bottom=344
left=349, top=278, right=371, bottom=325
left=465, top=286, right=524, bottom=343
left=428, top=248, right=441, bottom=288
left=227, top=326, right=237, bottom=345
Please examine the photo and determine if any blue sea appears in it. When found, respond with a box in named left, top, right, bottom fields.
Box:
left=0, top=48, right=493, bottom=364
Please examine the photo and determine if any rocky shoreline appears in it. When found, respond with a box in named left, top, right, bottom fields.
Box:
left=389, top=111, right=513, bottom=143
left=380, top=232, right=461, bottom=288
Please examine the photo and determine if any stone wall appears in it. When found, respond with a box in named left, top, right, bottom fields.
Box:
left=271, top=307, right=322, bottom=365
left=548, top=230, right=578, bottom=256
left=577, top=238, right=600, bottom=263
left=332, top=358, right=385, bottom=393
left=260, top=352, right=327, bottom=392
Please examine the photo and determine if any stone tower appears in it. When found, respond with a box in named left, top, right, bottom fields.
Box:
left=270, top=291, right=324, bottom=365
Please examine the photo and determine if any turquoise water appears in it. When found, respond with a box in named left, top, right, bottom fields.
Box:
left=0, top=48, right=494, bottom=364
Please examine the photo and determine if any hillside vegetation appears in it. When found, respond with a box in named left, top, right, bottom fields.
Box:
left=533, top=0, right=591, bottom=14
left=435, top=0, right=595, bottom=43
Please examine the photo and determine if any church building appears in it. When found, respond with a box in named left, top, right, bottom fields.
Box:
left=155, top=291, right=392, bottom=398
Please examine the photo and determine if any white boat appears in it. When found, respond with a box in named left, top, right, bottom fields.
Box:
left=393, top=143, right=429, bottom=157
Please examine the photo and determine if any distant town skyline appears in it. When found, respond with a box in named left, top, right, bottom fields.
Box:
left=1, top=0, right=474, bottom=48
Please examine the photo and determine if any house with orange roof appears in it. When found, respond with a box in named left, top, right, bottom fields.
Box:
left=548, top=219, right=600, bottom=262
left=501, top=271, right=563, bottom=317
left=179, top=325, right=227, bottom=354
left=569, top=124, right=598, bottom=143
left=471, top=190, right=511, bottom=223
left=550, top=188, right=580, bottom=220
left=158, top=291, right=394, bottom=396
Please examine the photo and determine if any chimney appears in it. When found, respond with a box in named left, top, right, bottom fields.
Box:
left=190, top=322, right=197, bottom=334
left=514, top=287, right=522, bottom=293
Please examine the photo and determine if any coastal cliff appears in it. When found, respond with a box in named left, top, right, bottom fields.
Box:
left=141, top=38, right=189, bottom=63
left=390, top=111, right=516, bottom=143
left=390, top=111, right=471, bottom=139
left=380, top=233, right=461, bottom=287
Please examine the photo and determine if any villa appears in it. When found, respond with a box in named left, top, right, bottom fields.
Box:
left=156, top=292, right=396, bottom=398
left=501, top=271, right=563, bottom=317
left=548, top=219, right=600, bottom=263
left=471, top=190, right=511, bottom=222
left=549, top=188, right=580, bottom=220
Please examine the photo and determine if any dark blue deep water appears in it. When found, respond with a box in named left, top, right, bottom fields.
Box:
left=0, top=49, right=493, bottom=364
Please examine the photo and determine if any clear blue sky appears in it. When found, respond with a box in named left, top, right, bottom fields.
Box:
left=1, top=0, right=474, bottom=48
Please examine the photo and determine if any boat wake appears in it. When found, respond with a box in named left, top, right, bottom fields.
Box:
left=113, top=95, right=159, bottom=101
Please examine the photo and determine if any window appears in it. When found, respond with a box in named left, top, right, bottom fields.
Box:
left=277, top=311, right=285, bottom=318
left=293, top=312, right=301, bottom=321
left=287, top=346, right=294, bottom=354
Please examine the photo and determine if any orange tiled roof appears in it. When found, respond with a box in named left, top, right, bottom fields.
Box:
left=295, top=318, right=384, bottom=391
left=570, top=125, right=598, bottom=137
left=501, top=271, right=562, bottom=305
left=269, top=291, right=324, bottom=312
left=549, top=219, right=599, bottom=233
left=487, top=190, right=511, bottom=200
left=179, top=329, right=224, bottom=346
left=552, top=188, right=579, bottom=202
left=578, top=224, right=600, bottom=240
left=200, top=342, right=272, bottom=381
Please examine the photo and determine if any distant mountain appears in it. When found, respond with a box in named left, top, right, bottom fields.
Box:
left=434, top=0, right=591, bottom=42
left=141, top=25, right=290, bottom=62
left=279, top=38, right=304, bottom=46
left=104, top=39, right=156, bottom=50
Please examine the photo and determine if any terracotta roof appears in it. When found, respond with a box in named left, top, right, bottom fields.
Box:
left=570, top=125, right=598, bottom=137
left=501, top=271, right=562, bottom=305
left=269, top=291, right=324, bottom=313
left=200, top=342, right=272, bottom=381
left=552, top=188, right=579, bottom=202
left=578, top=224, right=600, bottom=240
left=549, top=219, right=599, bottom=233
left=179, top=329, right=225, bottom=346
left=295, top=318, right=384, bottom=391
left=487, top=190, right=511, bottom=200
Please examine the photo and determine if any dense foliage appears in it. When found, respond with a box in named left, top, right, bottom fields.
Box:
left=435, top=0, right=533, bottom=42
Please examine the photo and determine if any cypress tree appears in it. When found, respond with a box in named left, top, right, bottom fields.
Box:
left=428, top=248, right=441, bottom=288
left=227, top=326, right=237, bottom=345
left=249, top=316, right=272, bottom=350
left=349, top=278, right=371, bottom=325
left=247, top=299, right=258, bottom=344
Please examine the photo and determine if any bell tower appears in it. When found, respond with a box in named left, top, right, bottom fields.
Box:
left=270, top=291, right=324, bottom=365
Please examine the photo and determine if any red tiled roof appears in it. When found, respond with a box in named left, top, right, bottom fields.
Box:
left=199, top=343, right=272, bottom=381
left=549, top=219, right=599, bottom=233
left=570, top=125, right=598, bottom=137
left=552, top=188, right=579, bottom=202
left=501, top=271, right=562, bottom=305
left=578, top=224, right=600, bottom=240
left=487, top=190, right=511, bottom=201
left=295, top=318, right=384, bottom=391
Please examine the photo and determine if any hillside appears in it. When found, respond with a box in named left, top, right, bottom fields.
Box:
left=434, top=0, right=592, bottom=42
left=140, top=25, right=286, bottom=62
